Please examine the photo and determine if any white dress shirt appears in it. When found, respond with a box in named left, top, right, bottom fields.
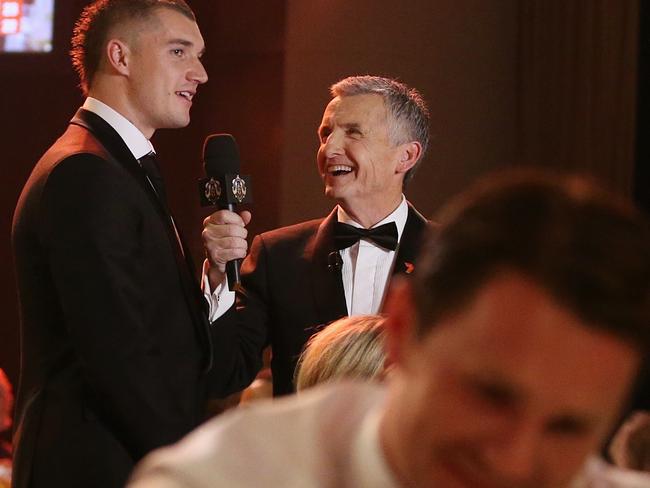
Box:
left=129, top=382, right=400, bottom=488
left=338, top=196, right=408, bottom=315
left=82, top=97, right=154, bottom=159
left=204, top=197, right=409, bottom=321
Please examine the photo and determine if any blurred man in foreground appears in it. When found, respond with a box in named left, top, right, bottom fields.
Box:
left=130, top=170, right=650, bottom=488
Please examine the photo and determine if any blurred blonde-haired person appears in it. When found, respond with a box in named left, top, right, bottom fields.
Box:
left=294, top=315, right=388, bottom=391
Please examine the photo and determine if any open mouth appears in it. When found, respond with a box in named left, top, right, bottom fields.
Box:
left=440, top=453, right=505, bottom=488
left=327, top=164, right=353, bottom=177
left=176, top=91, right=194, bottom=102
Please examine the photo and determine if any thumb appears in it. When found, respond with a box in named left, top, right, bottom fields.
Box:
left=240, top=210, right=252, bottom=226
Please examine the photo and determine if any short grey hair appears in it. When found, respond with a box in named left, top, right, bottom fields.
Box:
left=330, top=75, right=430, bottom=183
left=294, top=315, right=386, bottom=391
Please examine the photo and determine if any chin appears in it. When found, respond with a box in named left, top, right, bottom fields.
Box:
left=169, top=118, right=191, bottom=129
left=323, top=186, right=339, bottom=200
left=179, top=114, right=192, bottom=126
left=170, top=109, right=192, bottom=127
left=325, top=181, right=354, bottom=197
left=327, top=193, right=352, bottom=210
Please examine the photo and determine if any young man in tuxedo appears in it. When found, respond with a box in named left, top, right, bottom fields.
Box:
left=11, top=1, right=212, bottom=486
left=202, top=76, right=431, bottom=395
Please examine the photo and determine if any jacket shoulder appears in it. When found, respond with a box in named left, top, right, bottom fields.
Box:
left=257, top=218, right=324, bottom=247
left=44, top=124, right=108, bottom=165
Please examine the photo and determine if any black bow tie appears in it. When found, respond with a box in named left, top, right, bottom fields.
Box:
left=333, top=221, right=398, bottom=251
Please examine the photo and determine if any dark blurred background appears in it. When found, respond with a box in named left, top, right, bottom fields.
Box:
left=0, top=0, right=646, bottom=402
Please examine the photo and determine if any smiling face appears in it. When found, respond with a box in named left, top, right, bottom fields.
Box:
left=119, top=7, right=207, bottom=137
left=317, top=94, right=413, bottom=226
left=381, top=273, right=640, bottom=488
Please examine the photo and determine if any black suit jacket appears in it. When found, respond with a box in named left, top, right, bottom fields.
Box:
left=209, top=205, right=429, bottom=396
left=11, top=109, right=213, bottom=488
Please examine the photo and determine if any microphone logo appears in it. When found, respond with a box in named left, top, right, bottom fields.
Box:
left=231, top=175, right=247, bottom=203
left=204, top=177, right=222, bottom=205
left=199, top=173, right=252, bottom=208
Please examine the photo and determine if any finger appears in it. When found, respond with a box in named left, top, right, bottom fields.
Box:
left=240, top=210, right=252, bottom=226
left=202, top=229, right=249, bottom=256
left=202, top=223, right=248, bottom=241
left=203, top=209, right=247, bottom=227
left=204, top=239, right=248, bottom=266
left=206, top=249, right=248, bottom=267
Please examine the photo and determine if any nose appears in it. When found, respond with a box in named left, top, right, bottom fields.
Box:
left=483, top=424, right=540, bottom=484
left=321, top=130, right=343, bottom=159
left=189, top=58, right=208, bottom=85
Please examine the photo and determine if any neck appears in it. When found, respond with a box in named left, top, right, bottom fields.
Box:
left=88, top=80, right=154, bottom=139
left=340, top=195, right=403, bottom=228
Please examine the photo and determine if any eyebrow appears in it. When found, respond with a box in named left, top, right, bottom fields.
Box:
left=318, top=121, right=362, bottom=132
left=466, top=371, right=598, bottom=433
left=467, top=373, right=521, bottom=404
left=167, top=38, right=206, bottom=56
left=546, top=413, right=595, bottom=434
left=342, top=122, right=362, bottom=131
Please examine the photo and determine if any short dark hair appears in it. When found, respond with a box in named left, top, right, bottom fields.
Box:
left=412, top=169, right=650, bottom=354
left=70, top=0, right=196, bottom=95
left=330, top=75, right=430, bottom=184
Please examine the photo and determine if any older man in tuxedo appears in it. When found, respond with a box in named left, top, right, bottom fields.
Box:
left=11, top=1, right=213, bottom=487
left=202, top=75, right=431, bottom=395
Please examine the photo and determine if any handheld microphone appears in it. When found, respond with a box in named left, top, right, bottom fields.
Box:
left=199, top=134, right=253, bottom=291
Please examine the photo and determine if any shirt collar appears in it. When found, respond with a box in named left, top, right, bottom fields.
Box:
left=83, top=97, right=154, bottom=160
left=337, top=196, right=409, bottom=243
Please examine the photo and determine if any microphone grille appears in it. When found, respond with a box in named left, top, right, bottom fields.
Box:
left=203, top=134, right=240, bottom=175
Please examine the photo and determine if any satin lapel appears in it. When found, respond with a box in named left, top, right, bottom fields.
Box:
left=307, top=209, right=349, bottom=324
left=71, top=109, right=213, bottom=373
left=71, top=109, right=166, bottom=216
left=392, top=203, right=429, bottom=277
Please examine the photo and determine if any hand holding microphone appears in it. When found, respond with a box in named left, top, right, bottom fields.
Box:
left=199, top=134, right=252, bottom=291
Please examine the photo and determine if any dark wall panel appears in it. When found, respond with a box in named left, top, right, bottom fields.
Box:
left=0, top=0, right=88, bottom=390
left=280, top=0, right=519, bottom=225
left=636, top=0, right=649, bottom=214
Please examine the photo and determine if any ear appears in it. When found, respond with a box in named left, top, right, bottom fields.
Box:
left=383, top=277, right=417, bottom=367
left=106, top=39, right=130, bottom=75
left=395, top=141, right=422, bottom=175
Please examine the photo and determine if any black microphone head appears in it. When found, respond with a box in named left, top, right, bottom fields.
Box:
left=203, top=133, right=240, bottom=176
